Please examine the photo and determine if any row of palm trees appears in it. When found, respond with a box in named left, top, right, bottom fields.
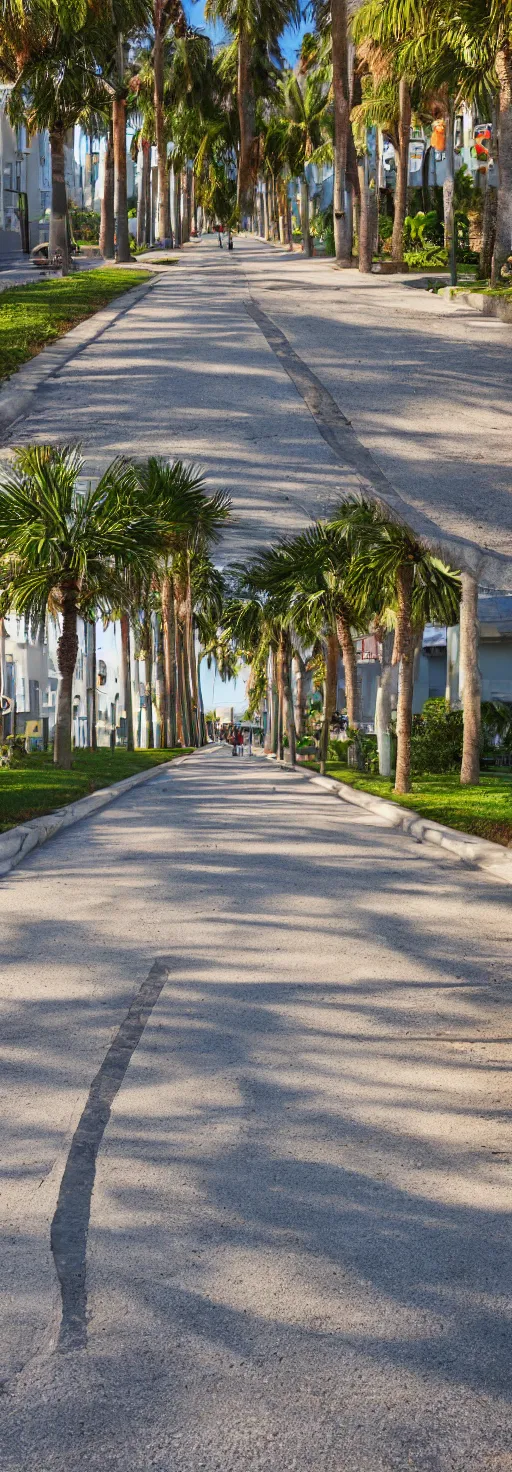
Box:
left=0, top=445, right=231, bottom=768
left=222, top=503, right=482, bottom=796
left=1, top=0, right=510, bottom=278
left=248, top=0, right=511, bottom=279
left=0, top=444, right=484, bottom=792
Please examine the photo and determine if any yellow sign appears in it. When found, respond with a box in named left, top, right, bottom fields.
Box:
left=25, top=720, right=42, bottom=738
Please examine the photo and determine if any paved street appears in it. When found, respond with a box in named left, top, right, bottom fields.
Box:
left=1, top=748, right=511, bottom=1470
left=1, top=235, right=511, bottom=582
left=1, top=238, right=512, bottom=1469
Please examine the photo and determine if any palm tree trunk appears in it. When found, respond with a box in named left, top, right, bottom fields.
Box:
left=276, top=640, right=285, bottom=761
left=154, top=26, right=170, bottom=244
left=336, top=610, right=359, bottom=726
left=142, top=608, right=154, bottom=748
left=320, top=629, right=338, bottom=775
left=300, top=175, right=311, bottom=257
left=281, top=633, right=296, bottom=767
left=55, top=592, right=79, bottom=768
left=137, top=139, right=150, bottom=247
left=492, top=45, right=512, bottom=284
left=480, top=175, right=497, bottom=279
left=89, top=618, right=97, bottom=751
left=170, top=166, right=179, bottom=246
left=459, top=572, right=481, bottom=786
left=293, top=654, right=307, bottom=738
left=154, top=614, right=166, bottom=747
left=358, top=152, right=373, bottom=273
left=237, top=28, right=256, bottom=217
left=444, top=100, right=457, bottom=287
left=375, top=630, right=396, bottom=777
left=331, top=0, right=352, bottom=265
left=394, top=563, right=414, bottom=795
left=186, top=608, right=201, bottom=745
left=100, top=123, right=115, bottom=259
left=161, top=572, right=177, bottom=747
left=49, top=125, right=69, bottom=273
left=271, top=670, right=279, bottom=753
left=177, top=625, right=191, bottom=745
left=113, top=94, right=130, bottom=264
left=120, top=614, right=134, bottom=751
left=391, top=78, right=411, bottom=263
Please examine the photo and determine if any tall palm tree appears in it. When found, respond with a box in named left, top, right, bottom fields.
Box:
left=276, top=70, right=331, bottom=255
left=136, top=458, right=231, bottom=749
left=0, top=445, right=160, bottom=769
left=205, top=0, right=300, bottom=218
left=248, top=526, right=373, bottom=773
left=335, top=498, right=461, bottom=795
left=5, top=20, right=105, bottom=271
left=355, top=0, right=512, bottom=282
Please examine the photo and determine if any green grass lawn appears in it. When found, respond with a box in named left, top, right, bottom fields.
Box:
left=302, top=763, right=512, bottom=847
left=0, top=747, right=191, bottom=832
left=0, top=268, right=152, bottom=381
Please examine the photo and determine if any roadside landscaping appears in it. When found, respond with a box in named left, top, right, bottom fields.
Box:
left=304, top=763, right=512, bottom=847
left=0, top=747, right=190, bottom=832
left=0, top=268, right=152, bottom=380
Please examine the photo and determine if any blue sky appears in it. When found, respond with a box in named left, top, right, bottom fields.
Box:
left=184, top=0, right=306, bottom=65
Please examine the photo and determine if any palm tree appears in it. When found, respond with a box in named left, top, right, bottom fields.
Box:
left=335, top=498, right=461, bottom=795
left=459, top=572, right=481, bottom=785
left=4, top=17, right=105, bottom=272
left=223, top=584, right=282, bottom=753
left=0, top=445, right=160, bottom=769
left=205, top=0, right=300, bottom=218
left=276, top=71, right=331, bottom=256
left=356, top=0, right=512, bottom=283
left=248, top=526, right=373, bottom=773
left=136, top=458, right=231, bottom=749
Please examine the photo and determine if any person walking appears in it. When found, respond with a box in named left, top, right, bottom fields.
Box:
left=237, top=727, right=244, bottom=758
left=217, top=224, right=223, bottom=249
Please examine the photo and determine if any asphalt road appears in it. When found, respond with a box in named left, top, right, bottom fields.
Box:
left=1, top=748, right=511, bottom=1471
left=1, top=235, right=511, bottom=583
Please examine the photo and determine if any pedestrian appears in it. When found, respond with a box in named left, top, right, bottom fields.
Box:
left=231, top=726, right=237, bottom=756
left=217, top=224, right=223, bottom=249
left=237, top=727, right=244, bottom=758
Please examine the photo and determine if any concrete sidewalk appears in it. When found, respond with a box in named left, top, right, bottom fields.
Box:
left=1, top=746, right=511, bottom=1470
left=0, top=234, right=510, bottom=584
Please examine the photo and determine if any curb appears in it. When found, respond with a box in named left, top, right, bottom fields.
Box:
left=255, top=751, right=512, bottom=885
left=0, top=752, right=192, bottom=878
left=0, top=272, right=159, bottom=441
left=438, top=287, right=512, bottom=323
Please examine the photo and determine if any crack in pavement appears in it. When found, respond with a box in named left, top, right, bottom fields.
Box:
left=244, top=298, right=512, bottom=591
left=50, top=959, right=169, bottom=1353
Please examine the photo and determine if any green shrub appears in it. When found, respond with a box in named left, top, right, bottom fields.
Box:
left=69, top=206, right=100, bottom=242
left=0, top=734, right=29, bottom=768
left=404, top=244, right=448, bottom=269
left=410, top=698, right=463, bottom=774
left=403, top=210, right=441, bottom=248
left=328, top=738, right=348, bottom=763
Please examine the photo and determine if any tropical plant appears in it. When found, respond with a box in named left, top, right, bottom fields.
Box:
left=333, top=497, right=461, bottom=794
left=205, top=0, right=300, bottom=218
left=0, top=445, right=161, bottom=769
left=275, top=70, right=331, bottom=255
left=136, top=457, right=231, bottom=748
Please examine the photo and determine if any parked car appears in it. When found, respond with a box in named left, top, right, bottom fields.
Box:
left=30, top=240, right=81, bottom=268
